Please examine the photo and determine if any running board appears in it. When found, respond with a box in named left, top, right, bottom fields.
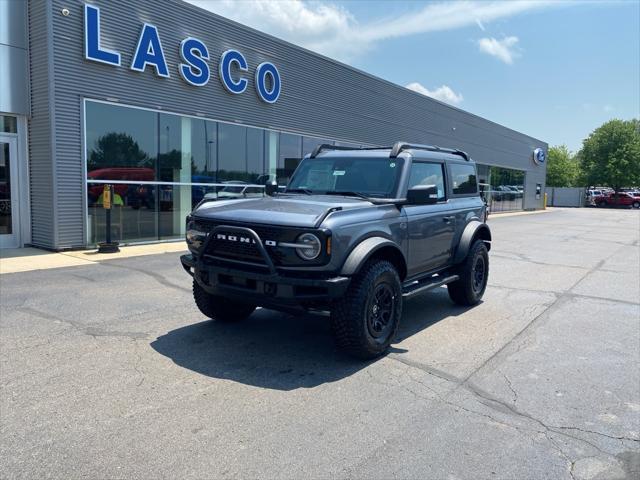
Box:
left=402, top=274, right=459, bottom=298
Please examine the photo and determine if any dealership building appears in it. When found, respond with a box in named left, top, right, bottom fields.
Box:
left=1, top=0, right=547, bottom=250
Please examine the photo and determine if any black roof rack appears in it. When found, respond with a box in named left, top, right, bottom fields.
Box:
left=309, top=142, right=470, bottom=161
left=310, top=144, right=390, bottom=158
left=389, top=142, right=469, bottom=161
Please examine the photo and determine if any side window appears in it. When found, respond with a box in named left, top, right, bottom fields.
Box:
left=450, top=164, right=478, bottom=195
left=408, top=162, right=445, bottom=201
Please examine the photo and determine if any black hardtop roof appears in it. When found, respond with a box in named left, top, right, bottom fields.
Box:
left=309, top=142, right=472, bottom=163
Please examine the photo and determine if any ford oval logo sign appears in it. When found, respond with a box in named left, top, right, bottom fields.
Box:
left=533, top=148, right=546, bottom=166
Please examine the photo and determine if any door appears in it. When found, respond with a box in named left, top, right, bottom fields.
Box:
left=402, top=161, right=455, bottom=277
left=0, top=136, right=19, bottom=248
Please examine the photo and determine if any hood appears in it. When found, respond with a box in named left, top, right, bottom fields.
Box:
left=193, top=195, right=373, bottom=228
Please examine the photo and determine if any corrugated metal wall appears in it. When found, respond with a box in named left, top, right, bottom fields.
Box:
left=28, top=0, right=56, bottom=248
left=33, top=0, right=547, bottom=248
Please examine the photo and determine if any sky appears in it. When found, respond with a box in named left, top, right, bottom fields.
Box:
left=186, top=0, right=640, bottom=152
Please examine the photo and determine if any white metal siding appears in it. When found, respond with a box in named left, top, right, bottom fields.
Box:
left=28, top=0, right=56, bottom=248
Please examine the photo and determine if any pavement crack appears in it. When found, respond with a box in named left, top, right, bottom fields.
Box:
left=387, top=356, right=624, bottom=459
left=552, top=425, right=640, bottom=444
left=99, top=262, right=190, bottom=294
left=17, top=306, right=148, bottom=340
left=387, top=355, right=463, bottom=384
left=544, top=432, right=577, bottom=480
left=459, top=294, right=565, bottom=384
left=132, top=339, right=146, bottom=387
left=501, top=371, right=518, bottom=405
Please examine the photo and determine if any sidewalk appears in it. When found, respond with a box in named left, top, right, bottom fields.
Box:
left=0, top=242, right=187, bottom=274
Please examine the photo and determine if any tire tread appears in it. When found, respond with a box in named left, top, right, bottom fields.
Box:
left=447, top=240, right=489, bottom=306
left=331, top=260, right=402, bottom=359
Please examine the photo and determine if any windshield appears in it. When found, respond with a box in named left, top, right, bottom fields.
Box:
left=287, top=157, right=404, bottom=198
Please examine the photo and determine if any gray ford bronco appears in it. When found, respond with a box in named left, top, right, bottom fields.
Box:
left=181, top=142, right=491, bottom=359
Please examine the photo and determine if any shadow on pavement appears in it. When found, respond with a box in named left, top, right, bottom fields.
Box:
left=151, top=287, right=472, bottom=390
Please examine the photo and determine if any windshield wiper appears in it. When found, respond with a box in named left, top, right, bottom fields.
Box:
left=284, top=188, right=313, bottom=195
left=325, top=191, right=374, bottom=201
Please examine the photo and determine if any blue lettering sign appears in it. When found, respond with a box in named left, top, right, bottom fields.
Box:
left=84, top=4, right=121, bottom=66
left=82, top=4, right=281, bottom=102
left=179, top=37, right=210, bottom=86
left=219, top=49, right=248, bottom=94
left=131, top=23, right=170, bottom=78
left=255, top=62, right=281, bottom=103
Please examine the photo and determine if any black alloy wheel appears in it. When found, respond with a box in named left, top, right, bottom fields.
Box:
left=366, top=283, right=396, bottom=340
left=472, top=255, right=487, bottom=295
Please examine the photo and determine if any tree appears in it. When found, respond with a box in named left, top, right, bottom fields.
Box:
left=546, top=145, right=581, bottom=187
left=580, top=119, right=640, bottom=192
left=88, top=132, right=152, bottom=172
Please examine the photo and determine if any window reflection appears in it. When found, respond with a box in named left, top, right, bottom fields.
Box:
left=88, top=183, right=158, bottom=244
left=246, top=128, right=265, bottom=182
left=86, top=102, right=158, bottom=178
left=278, top=133, right=302, bottom=184
left=477, top=164, right=525, bottom=213
left=85, top=100, right=371, bottom=244
left=218, top=123, right=247, bottom=181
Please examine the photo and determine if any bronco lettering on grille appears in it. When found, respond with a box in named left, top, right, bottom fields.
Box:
left=216, top=233, right=277, bottom=247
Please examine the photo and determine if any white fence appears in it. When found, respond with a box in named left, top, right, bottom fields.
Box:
left=546, top=187, right=586, bottom=207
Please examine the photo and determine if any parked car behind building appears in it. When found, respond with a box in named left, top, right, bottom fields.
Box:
left=596, top=192, right=640, bottom=208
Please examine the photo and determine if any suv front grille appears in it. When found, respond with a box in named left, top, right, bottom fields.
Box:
left=196, top=221, right=286, bottom=266
left=210, top=234, right=264, bottom=263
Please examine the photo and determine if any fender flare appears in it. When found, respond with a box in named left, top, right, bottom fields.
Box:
left=452, top=221, right=492, bottom=264
left=340, top=237, right=405, bottom=276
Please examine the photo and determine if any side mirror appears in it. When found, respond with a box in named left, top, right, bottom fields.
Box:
left=406, top=185, right=438, bottom=205
left=265, top=180, right=278, bottom=196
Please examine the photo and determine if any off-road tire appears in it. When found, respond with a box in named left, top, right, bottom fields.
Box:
left=193, top=280, right=256, bottom=322
left=331, top=260, right=402, bottom=359
left=447, top=240, right=489, bottom=306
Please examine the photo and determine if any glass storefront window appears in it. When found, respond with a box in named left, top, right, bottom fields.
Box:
left=84, top=100, right=372, bottom=245
left=478, top=164, right=525, bottom=213
left=246, top=128, right=265, bottom=182
left=278, top=133, right=302, bottom=184
left=88, top=183, right=158, bottom=244
left=86, top=102, right=158, bottom=181
left=0, top=142, right=12, bottom=234
left=0, top=115, right=17, bottom=134
left=218, top=123, right=247, bottom=182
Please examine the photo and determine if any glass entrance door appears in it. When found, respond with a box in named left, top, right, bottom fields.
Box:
left=0, top=136, right=19, bottom=248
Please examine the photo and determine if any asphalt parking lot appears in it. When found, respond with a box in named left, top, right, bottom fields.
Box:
left=1, top=208, right=639, bottom=479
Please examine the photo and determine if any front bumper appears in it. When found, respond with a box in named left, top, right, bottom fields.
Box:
left=181, top=254, right=350, bottom=307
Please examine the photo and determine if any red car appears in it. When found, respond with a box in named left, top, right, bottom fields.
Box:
left=596, top=192, right=640, bottom=209
left=87, top=167, right=155, bottom=203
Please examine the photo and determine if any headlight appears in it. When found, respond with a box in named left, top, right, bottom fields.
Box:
left=186, top=227, right=207, bottom=243
left=295, top=233, right=321, bottom=260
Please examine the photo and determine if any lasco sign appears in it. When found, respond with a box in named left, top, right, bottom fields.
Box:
left=83, top=4, right=281, bottom=103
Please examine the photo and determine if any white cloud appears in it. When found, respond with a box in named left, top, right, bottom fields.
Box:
left=477, top=36, right=520, bottom=64
left=603, top=104, right=614, bottom=112
left=185, top=0, right=560, bottom=62
left=475, top=19, right=486, bottom=31
left=405, top=82, right=464, bottom=105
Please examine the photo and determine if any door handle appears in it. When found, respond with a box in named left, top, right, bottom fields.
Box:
left=442, top=216, right=454, bottom=223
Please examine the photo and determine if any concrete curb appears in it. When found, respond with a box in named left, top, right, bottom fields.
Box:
left=489, top=208, right=556, bottom=219
left=0, top=242, right=188, bottom=275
